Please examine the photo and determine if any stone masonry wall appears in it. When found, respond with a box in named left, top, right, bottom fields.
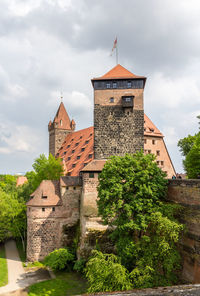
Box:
left=167, top=179, right=200, bottom=284
left=94, top=106, right=144, bottom=159
left=49, top=128, right=71, bottom=156
left=27, top=185, right=81, bottom=261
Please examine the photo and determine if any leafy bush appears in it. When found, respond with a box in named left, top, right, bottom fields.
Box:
left=44, top=248, right=74, bottom=271
left=73, top=258, right=86, bottom=273
left=85, top=250, right=131, bottom=293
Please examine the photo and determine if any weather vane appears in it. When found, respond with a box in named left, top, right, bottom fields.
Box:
left=60, top=91, right=63, bottom=102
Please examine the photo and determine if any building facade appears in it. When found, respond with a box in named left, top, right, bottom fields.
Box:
left=27, top=64, right=176, bottom=261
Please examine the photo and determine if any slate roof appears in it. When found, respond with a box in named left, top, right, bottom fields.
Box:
left=27, top=180, right=62, bottom=206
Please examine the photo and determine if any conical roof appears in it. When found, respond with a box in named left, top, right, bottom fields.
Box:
left=92, top=64, right=146, bottom=81
left=53, top=102, right=71, bottom=130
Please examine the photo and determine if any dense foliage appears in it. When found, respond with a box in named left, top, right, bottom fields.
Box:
left=85, top=250, right=131, bottom=293
left=44, top=248, right=74, bottom=271
left=92, top=152, right=184, bottom=291
left=178, top=115, right=200, bottom=178
left=0, top=154, right=64, bottom=247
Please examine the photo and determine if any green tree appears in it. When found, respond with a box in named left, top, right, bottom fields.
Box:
left=178, top=115, right=200, bottom=178
left=96, top=152, right=183, bottom=289
left=0, top=188, right=26, bottom=249
left=85, top=250, right=131, bottom=293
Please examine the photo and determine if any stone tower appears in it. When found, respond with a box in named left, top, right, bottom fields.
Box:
left=48, top=102, right=75, bottom=156
left=92, top=64, right=146, bottom=159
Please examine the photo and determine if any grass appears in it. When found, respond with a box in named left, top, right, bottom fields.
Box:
left=0, top=243, right=8, bottom=287
left=28, top=271, right=88, bottom=296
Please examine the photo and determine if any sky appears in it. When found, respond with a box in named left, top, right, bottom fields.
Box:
left=0, top=0, right=200, bottom=174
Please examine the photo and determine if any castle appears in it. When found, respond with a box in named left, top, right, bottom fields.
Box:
left=26, top=64, right=176, bottom=261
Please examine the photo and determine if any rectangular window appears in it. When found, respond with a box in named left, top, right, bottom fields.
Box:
left=152, top=139, right=156, bottom=145
left=42, top=195, right=47, bottom=199
left=81, top=148, right=85, bottom=152
left=125, top=97, right=131, bottom=102
left=52, top=207, right=55, bottom=212
left=42, top=208, right=45, bottom=212
left=161, top=161, right=164, bottom=166
left=85, top=140, right=89, bottom=144
left=106, top=83, right=111, bottom=89
left=72, top=150, right=75, bottom=153
left=148, top=150, right=151, bottom=154
left=77, top=156, right=80, bottom=160
left=144, top=139, right=147, bottom=144
left=64, top=151, right=66, bottom=155
left=73, top=187, right=76, bottom=190
left=113, top=82, right=117, bottom=88
left=127, top=81, right=132, bottom=88
left=157, top=161, right=159, bottom=165
left=75, top=143, right=79, bottom=146
left=110, top=97, right=114, bottom=103
left=156, top=150, right=160, bottom=156
left=89, top=154, right=92, bottom=158
left=89, top=172, right=94, bottom=178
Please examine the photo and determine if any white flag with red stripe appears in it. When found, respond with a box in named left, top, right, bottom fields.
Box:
left=110, top=37, right=117, bottom=56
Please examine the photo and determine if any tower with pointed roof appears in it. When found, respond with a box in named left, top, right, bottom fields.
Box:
left=92, top=64, right=146, bottom=159
left=48, top=102, right=75, bottom=156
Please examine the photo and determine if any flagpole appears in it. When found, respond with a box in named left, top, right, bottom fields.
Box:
left=116, top=42, right=118, bottom=65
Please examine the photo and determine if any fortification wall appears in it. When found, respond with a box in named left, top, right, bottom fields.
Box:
left=167, top=179, right=200, bottom=283
left=27, top=185, right=81, bottom=261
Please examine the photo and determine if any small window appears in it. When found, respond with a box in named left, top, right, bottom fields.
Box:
left=42, top=208, right=45, bottom=212
left=68, top=157, right=71, bottom=160
left=64, top=151, right=66, bottom=155
left=67, top=172, right=71, bottom=176
left=125, top=97, right=131, bottom=102
left=110, top=97, right=114, bottom=103
left=156, top=150, right=160, bottom=156
left=150, top=128, right=154, bottom=132
left=72, top=150, right=75, bottom=153
left=89, top=172, right=94, bottom=178
left=77, top=156, right=80, bottom=160
left=60, top=120, right=63, bottom=126
left=75, top=143, right=79, bottom=146
left=80, top=136, right=82, bottom=139
left=72, top=164, right=76, bottom=168
left=81, top=148, right=85, bottom=152
left=152, top=140, right=156, bottom=145
left=89, top=154, right=92, bottom=159
left=85, top=140, right=89, bottom=144
left=161, top=161, right=164, bottom=166
left=90, top=133, right=92, bottom=136
left=148, top=150, right=151, bottom=154
left=42, top=195, right=47, bottom=199
left=127, top=81, right=132, bottom=88
left=113, top=82, right=117, bottom=88
left=73, top=187, right=76, bottom=190
left=29, top=208, right=31, bottom=211
left=106, top=83, right=111, bottom=89
left=127, top=111, right=130, bottom=115
left=144, top=139, right=147, bottom=144
left=52, top=207, right=55, bottom=212
left=67, top=145, right=70, bottom=148
left=84, top=163, right=87, bottom=167
left=66, top=186, right=69, bottom=190
left=144, top=128, right=146, bottom=131
left=157, top=161, right=159, bottom=165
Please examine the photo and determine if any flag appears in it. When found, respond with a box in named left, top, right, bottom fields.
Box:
left=110, top=37, right=117, bottom=56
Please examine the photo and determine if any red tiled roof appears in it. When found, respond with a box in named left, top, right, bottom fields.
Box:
left=57, top=126, right=94, bottom=176
left=49, top=102, right=73, bottom=130
left=92, top=64, right=146, bottom=80
left=16, top=176, right=28, bottom=187
left=57, top=114, right=163, bottom=176
left=27, top=180, right=62, bottom=206
left=144, top=114, right=163, bottom=137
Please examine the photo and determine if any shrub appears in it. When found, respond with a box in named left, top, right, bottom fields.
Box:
left=73, top=258, right=86, bottom=273
left=44, top=248, right=74, bottom=271
left=85, top=250, right=131, bottom=293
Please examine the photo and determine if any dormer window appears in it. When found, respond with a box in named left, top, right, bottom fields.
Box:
left=81, top=148, right=85, bottom=152
left=85, top=140, right=89, bottom=144
left=89, top=154, right=92, bottom=159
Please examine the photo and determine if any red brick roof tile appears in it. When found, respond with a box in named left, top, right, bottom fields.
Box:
left=92, top=64, right=146, bottom=81
left=57, top=114, right=163, bottom=176
left=27, top=180, right=62, bottom=206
